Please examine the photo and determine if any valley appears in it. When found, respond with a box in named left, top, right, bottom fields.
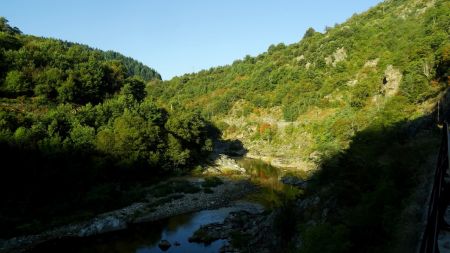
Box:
left=0, top=0, right=449, bottom=252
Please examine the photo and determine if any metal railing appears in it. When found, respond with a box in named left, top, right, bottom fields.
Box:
left=420, top=122, right=450, bottom=253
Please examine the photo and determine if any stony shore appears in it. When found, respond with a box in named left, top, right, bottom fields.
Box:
left=0, top=177, right=257, bottom=253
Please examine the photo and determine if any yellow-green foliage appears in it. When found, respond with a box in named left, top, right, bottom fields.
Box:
left=146, top=1, right=449, bottom=251
left=148, top=0, right=449, bottom=168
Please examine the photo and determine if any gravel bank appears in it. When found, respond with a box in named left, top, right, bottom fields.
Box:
left=0, top=178, right=257, bottom=253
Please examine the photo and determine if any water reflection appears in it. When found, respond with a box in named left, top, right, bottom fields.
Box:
left=237, top=158, right=279, bottom=183
left=30, top=207, right=248, bottom=253
left=236, top=158, right=301, bottom=208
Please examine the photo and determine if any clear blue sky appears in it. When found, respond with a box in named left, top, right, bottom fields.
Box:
left=1, top=0, right=382, bottom=80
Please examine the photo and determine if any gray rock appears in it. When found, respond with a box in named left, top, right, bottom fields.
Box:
left=205, top=154, right=246, bottom=175
left=158, top=239, right=171, bottom=251
left=78, top=216, right=126, bottom=236
left=189, top=208, right=277, bottom=252
left=189, top=222, right=227, bottom=243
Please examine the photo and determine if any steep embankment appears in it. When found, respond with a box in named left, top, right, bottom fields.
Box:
left=148, top=0, right=449, bottom=171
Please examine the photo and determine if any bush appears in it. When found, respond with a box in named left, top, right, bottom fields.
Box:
left=2, top=70, right=30, bottom=96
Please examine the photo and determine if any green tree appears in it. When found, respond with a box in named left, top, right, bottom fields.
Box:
left=303, top=27, right=317, bottom=39
left=0, top=17, right=21, bottom=34
left=0, top=32, right=22, bottom=50
left=166, top=133, right=190, bottom=167
left=57, top=74, right=78, bottom=103
left=70, top=123, right=95, bottom=150
left=121, top=77, right=146, bottom=102
left=34, top=68, right=63, bottom=100
left=165, top=111, right=206, bottom=143
left=1, top=70, right=30, bottom=95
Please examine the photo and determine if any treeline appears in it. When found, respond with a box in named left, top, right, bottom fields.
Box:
left=0, top=18, right=213, bottom=238
left=0, top=17, right=160, bottom=104
left=103, top=50, right=161, bottom=81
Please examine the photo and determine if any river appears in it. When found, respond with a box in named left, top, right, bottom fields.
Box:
left=30, top=203, right=263, bottom=253
left=28, top=158, right=297, bottom=253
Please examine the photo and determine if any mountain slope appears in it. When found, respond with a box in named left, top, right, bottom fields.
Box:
left=147, top=1, right=449, bottom=251
left=148, top=0, right=449, bottom=170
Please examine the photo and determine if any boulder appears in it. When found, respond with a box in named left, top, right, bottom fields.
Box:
left=158, top=240, right=171, bottom=251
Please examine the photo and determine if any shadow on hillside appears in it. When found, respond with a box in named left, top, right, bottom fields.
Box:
left=295, top=91, right=450, bottom=252
left=208, top=139, right=248, bottom=160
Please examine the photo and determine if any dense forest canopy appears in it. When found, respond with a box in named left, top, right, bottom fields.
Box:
left=0, top=17, right=213, bottom=238
left=0, top=17, right=160, bottom=104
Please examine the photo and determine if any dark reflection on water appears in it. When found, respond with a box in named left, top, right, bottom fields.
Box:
left=236, top=157, right=301, bottom=207
left=237, top=158, right=280, bottom=180
left=30, top=207, right=244, bottom=253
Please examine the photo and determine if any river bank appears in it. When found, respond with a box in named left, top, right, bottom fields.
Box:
left=1, top=154, right=307, bottom=253
left=0, top=177, right=257, bottom=253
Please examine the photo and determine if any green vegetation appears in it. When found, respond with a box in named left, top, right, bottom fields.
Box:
left=298, top=115, right=441, bottom=253
left=0, top=0, right=449, bottom=252
left=103, top=51, right=161, bottom=81
left=0, top=17, right=213, bottom=238
left=147, top=0, right=449, bottom=168
left=0, top=17, right=160, bottom=103
left=144, top=0, right=448, bottom=252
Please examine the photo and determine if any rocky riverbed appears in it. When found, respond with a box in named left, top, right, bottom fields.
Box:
left=1, top=152, right=307, bottom=253
left=189, top=209, right=278, bottom=253
left=0, top=177, right=257, bottom=253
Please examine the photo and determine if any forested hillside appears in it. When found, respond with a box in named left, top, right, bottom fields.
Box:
left=146, top=0, right=450, bottom=251
left=149, top=0, right=449, bottom=170
left=0, top=17, right=213, bottom=238
left=0, top=17, right=160, bottom=103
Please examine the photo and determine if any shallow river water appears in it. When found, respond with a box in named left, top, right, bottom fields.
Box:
left=30, top=158, right=291, bottom=253
left=30, top=202, right=263, bottom=253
